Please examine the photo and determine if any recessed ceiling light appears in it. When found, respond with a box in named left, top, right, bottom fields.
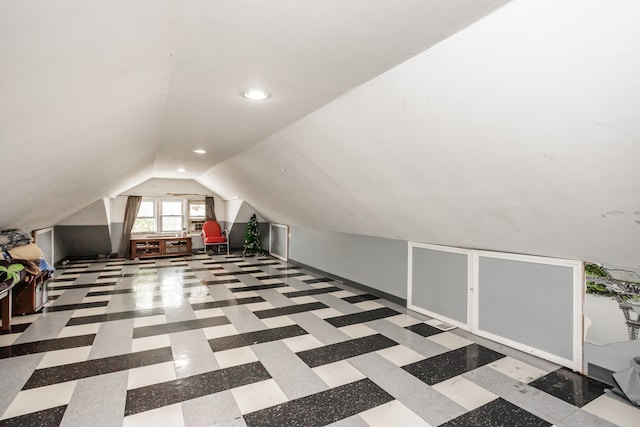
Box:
left=243, top=88, right=270, bottom=100
left=177, top=168, right=186, bottom=173
left=192, top=149, right=206, bottom=154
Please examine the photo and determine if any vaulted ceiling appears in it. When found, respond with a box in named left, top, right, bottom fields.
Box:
left=2, top=0, right=640, bottom=267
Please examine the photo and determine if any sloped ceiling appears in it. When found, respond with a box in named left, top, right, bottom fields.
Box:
left=3, top=1, right=639, bottom=268
left=198, top=0, right=640, bottom=267
left=1, top=0, right=508, bottom=230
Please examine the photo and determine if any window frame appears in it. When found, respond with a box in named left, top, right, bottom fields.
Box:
left=131, top=198, right=206, bottom=235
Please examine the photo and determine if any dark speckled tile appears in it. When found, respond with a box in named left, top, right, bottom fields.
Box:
left=342, top=294, right=380, bottom=304
left=403, top=343, right=505, bottom=385
left=243, top=378, right=393, bottom=427
left=441, top=398, right=552, bottom=427
left=230, top=283, right=289, bottom=292
left=86, top=288, right=135, bottom=297
left=23, top=347, right=173, bottom=389
left=253, top=302, right=328, bottom=319
left=48, top=281, right=118, bottom=290
left=255, top=272, right=306, bottom=280
left=209, top=325, right=308, bottom=352
left=202, top=278, right=242, bottom=285
left=297, top=334, right=397, bottom=368
left=42, top=301, right=110, bottom=313
left=0, top=405, right=67, bottom=427
left=324, top=307, right=400, bottom=328
left=133, top=315, right=230, bottom=339
left=0, top=323, right=31, bottom=335
left=405, top=322, right=443, bottom=338
left=282, top=287, right=342, bottom=298
left=302, top=277, right=333, bottom=285
left=528, top=367, right=611, bottom=407
left=125, top=361, right=271, bottom=416
left=0, top=334, right=96, bottom=359
left=66, top=307, right=166, bottom=326
left=190, top=296, right=265, bottom=311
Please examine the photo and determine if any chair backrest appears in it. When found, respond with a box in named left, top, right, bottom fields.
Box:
left=202, top=220, right=222, bottom=238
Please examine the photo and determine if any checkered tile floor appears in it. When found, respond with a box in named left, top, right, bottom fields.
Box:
left=0, top=254, right=638, bottom=426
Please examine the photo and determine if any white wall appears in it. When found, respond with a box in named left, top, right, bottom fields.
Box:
left=199, top=0, right=640, bottom=268
left=57, top=200, right=109, bottom=226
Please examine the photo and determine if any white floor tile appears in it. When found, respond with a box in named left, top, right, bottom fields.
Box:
left=376, top=345, right=425, bottom=366
left=231, top=379, right=288, bottom=414
left=290, top=296, right=317, bottom=305
left=58, top=323, right=101, bottom=338
left=0, top=334, right=19, bottom=346
left=193, top=307, right=225, bottom=319
left=260, top=278, right=285, bottom=285
left=203, top=324, right=239, bottom=340
left=312, top=308, right=344, bottom=319
left=282, top=334, right=324, bottom=353
left=127, top=361, right=177, bottom=389
left=310, top=282, right=335, bottom=289
left=70, top=307, right=108, bottom=318
left=583, top=392, right=640, bottom=427
left=132, top=334, right=172, bottom=352
left=233, top=291, right=260, bottom=298
left=385, top=314, right=422, bottom=327
left=188, top=295, right=214, bottom=304
left=330, top=290, right=356, bottom=298
left=37, top=346, right=91, bottom=369
left=339, top=324, right=377, bottom=339
left=245, top=302, right=275, bottom=311
left=123, top=403, right=185, bottom=427
left=215, top=346, right=258, bottom=368
left=360, top=400, right=431, bottom=427
left=275, top=286, right=298, bottom=293
left=353, top=300, right=384, bottom=311
left=133, top=315, right=167, bottom=328
left=487, top=356, right=550, bottom=383
left=427, top=332, right=473, bottom=350
left=431, top=376, right=498, bottom=410
left=95, top=277, right=118, bottom=283
left=8, top=313, right=40, bottom=325
left=261, top=316, right=296, bottom=329
left=313, top=360, right=365, bottom=388
left=1, top=381, right=77, bottom=419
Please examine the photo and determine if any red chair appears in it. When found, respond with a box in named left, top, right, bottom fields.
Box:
left=201, top=221, right=229, bottom=254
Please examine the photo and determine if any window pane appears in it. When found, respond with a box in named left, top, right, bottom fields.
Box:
left=162, top=216, right=182, bottom=232
left=132, top=218, right=156, bottom=233
left=189, top=203, right=205, bottom=218
left=138, top=201, right=154, bottom=218
left=162, top=201, right=182, bottom=215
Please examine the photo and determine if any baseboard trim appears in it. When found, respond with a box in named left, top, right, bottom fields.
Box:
left=288, top=257, right=407, bottom=307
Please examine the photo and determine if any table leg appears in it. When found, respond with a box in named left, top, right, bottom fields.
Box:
left=1, top=289, right=11, bottom=331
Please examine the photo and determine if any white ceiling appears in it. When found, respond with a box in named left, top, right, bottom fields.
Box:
left=3, top=0, right=639, bottom=268
left=153, top=0, right=511, bottom=177
left=0, top=0, right=509, bottom=229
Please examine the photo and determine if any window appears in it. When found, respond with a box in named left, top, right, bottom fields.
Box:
left=161, top=200, right=184, bottom=232
left=189, top=201, right=205, bottom=231
left=132, top=201, right=156, bottom=233
left=131, top=198, right=206, bottom=234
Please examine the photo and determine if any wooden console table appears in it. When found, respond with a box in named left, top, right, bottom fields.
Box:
left=130, top=236, right=193, bottom=259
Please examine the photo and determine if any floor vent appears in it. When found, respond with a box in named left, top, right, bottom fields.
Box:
left=426, top=319, right=456, bottom=331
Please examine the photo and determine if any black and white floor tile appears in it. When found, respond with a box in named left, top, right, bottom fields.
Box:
left=0, top=253, right=638, bottom=426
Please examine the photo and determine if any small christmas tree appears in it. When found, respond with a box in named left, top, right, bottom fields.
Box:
left=243, top=214, right=262, bottom=256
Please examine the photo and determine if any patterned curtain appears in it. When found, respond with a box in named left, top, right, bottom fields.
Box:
left=117, top=196, right=142, bottom=258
